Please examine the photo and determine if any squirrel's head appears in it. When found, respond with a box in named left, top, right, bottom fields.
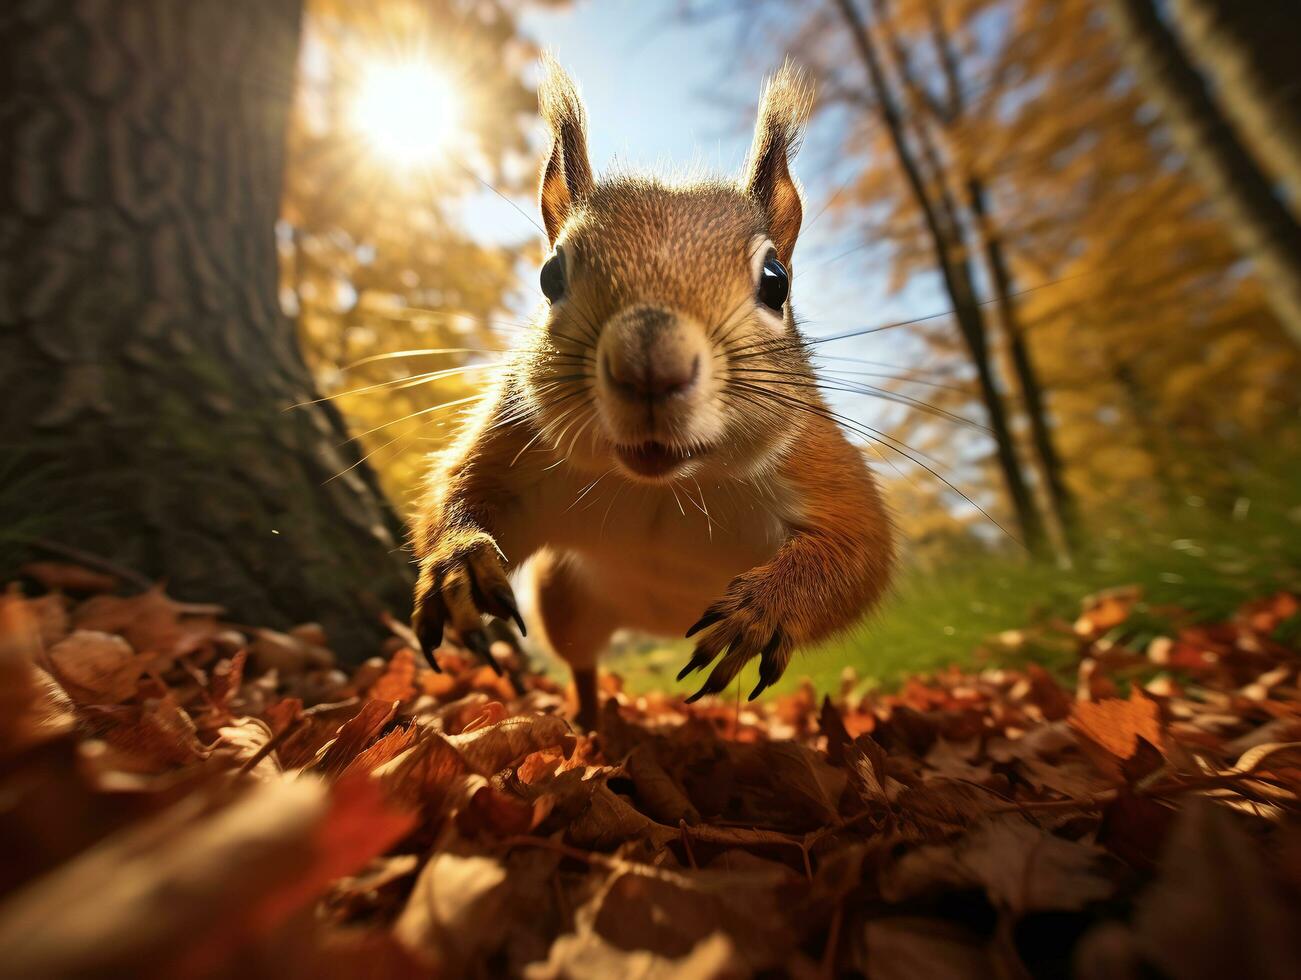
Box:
left=520, top=58, right=815, bottom=485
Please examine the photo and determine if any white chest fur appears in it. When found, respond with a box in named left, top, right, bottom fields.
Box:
left=507, top=465, right=791, bottom=635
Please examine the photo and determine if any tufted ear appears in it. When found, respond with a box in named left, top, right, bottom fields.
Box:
left=538, top=55, right=594, bottom=245
left=742, top=63, right=813, bottom=267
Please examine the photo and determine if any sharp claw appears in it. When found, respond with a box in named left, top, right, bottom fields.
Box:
left=685, top=610, right=723, bottom=639
left=413, top=613, right=443, bottom=672
left=494, top=586, right=527, bottom=637
left=675, top=649, right=713, bottom=681
left=463, top=631, right=502, bottom=675
left=686, top=672, right=730, bottom=704
left=748, top=629, right=785, bottom=701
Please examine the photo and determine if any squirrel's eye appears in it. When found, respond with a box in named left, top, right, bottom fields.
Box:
left=757, top=252, right=789, bottom=312
left=540, top=251, right=566, bottom=303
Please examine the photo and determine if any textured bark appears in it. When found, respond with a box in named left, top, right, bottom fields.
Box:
left=833, top=0, right=1047, bottom=553
left=1104, top=0, right=1301, bottom=348
left=1171, top=0, right=1301, bottom=220
left=0, top=0, right=412, bottom=654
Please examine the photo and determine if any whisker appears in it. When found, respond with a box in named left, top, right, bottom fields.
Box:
left=341, top=347, right=509, bottom=371
left=724, top=381, right=1020, bottom=546
left=730, top=368, right=988, bottom=431
left=566, top=467, right=614, bottom=513
left=290, top=362, right=503, bottom=409
left=342, top=392, right=485, bottom=445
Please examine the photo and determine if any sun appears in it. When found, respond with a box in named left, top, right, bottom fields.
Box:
left=350, top=58, right=463, bottom=169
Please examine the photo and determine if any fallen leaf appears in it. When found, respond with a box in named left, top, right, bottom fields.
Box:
left=20, top=561, right=119, bottom=594
left=0, top=593, right=39, bottom=750
left=73, top=586, right=221, bottom=662
left=1112, top=800, right=1301, bottom=980
left=881, top=815, right=1114, bottom=915
left=248, top=626, right=334, bottom=676
left=313, top=699, right=399, bottom=777
left=446, top=714, right=574, bottom=775
left=215, top=717, right=279, bottom=780
left=371, top=730, right=467, bottom=813
left=0, top=777, right=403, bottom=978
left=396, top=846, right=561, bottom=975
left=46, top=630, right=147, bottom=703
left=860, top=917, right=995, bottom=980
left=627, top=742, right=701, bottom=825
left=369, top=646, right=418, bottom=704
left=1069, top=688, right=1164, bottom=766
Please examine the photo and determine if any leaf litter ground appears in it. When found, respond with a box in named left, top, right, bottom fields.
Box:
left=1, top=564, right=1300, bottom=978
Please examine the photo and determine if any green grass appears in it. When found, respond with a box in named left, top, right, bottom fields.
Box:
left=602, top=473, right=1301, bottom=700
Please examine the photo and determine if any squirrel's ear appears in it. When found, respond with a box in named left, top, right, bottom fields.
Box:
left=538, top=56, right=593, bottom=245
left=743, top=63, right=812, bottom=267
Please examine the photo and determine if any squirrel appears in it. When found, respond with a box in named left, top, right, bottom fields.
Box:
left=413, top=59, right=895, bottom=730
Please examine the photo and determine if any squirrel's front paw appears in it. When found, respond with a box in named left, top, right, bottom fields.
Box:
left=677, top=576, right=794, bottom=702
left=412, top=534, right=524, bottom=674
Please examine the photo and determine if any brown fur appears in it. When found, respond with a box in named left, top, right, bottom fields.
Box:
left=413, top=61, right=894, bottom=724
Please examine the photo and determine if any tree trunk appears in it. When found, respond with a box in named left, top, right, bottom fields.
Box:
left=877, top=0, right=1077, bottom=553
left=967, top=177, right=1080, bottom=551
left=832, top=0, right=1047, bottom=552
left=1104, top=0, right=1301, bottom=348
left=0, top=0, right=413, bottom=654
left=1170, top=0, right=1301, bottom=220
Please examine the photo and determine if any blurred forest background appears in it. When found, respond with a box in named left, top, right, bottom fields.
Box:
left=3, top=0, right=1300, bottom=689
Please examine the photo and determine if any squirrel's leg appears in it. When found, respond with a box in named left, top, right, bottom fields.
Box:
left=680, top=415, right=895, bottom=701
left=413, top=391, right=540, bottom=672
left=531, top=549, right=617, bottom=731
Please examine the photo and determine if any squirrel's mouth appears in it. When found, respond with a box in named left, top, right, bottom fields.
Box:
left=614, top=440, right=698, bottom=479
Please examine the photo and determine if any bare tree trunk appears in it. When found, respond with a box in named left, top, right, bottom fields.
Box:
left=0, top=0, right=413, bottom=653
left=1104, top=0, right=1301, bottom=348
left=832, top=0, right=1047, bottom=552
left=1170, top=0, right=1301, bottom=220
left=877, top=0, right=1078, bottom=553
left=967, top=178, right=1080, bottom=550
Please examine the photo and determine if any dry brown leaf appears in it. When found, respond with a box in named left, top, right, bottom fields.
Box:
left=1074, top=586, right=1140, bottom=637
left=1103, top=800, right=1301, bottom=980
left=566, top=782, right=677, bottom=851
left=94, top=692, right=208, bottom=771
left=0, top=592, right=40, bottom=750
left=1069, top=687, right=1164, bottom=762
left=445, top=713, right=574, bottom=775
left=73, top=586, right=221, bottom=662
left=215, top=717, right=279, bottom=780
left=371, top=730, right=467, bottom=813
left=340, top=723, right=422, bottom=781
left=20, top=593, right=70, bottom=648
left=527, top=929, right=740, bottom=980
left=20, top=561, right=119, bottom=594
left=369, top=646, right=418, bottom=704
left=578, top=865, right=795, bottom=974
left=207, top=650, right=246, bottom=712
left=248, top=626, right=334, bottom=676
left=313, top=699, right=398, bottom=777
left=46, top=630, right=148, bottom=703
left=461, top=784, right=553, bottom=836
left=860, top=917, right=995, bottom=980
left=881, top=815, right=1114, bottom=915
left=626, top=742, right=701, bottom=825
left=396, top=846, right=562, bottom=975
left=0, top=776, right=409, bottom=978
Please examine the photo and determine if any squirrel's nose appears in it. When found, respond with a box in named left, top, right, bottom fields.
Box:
left=605, top=351, right=700, bottom=401
left=601, top=306, right=703, bottom=403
